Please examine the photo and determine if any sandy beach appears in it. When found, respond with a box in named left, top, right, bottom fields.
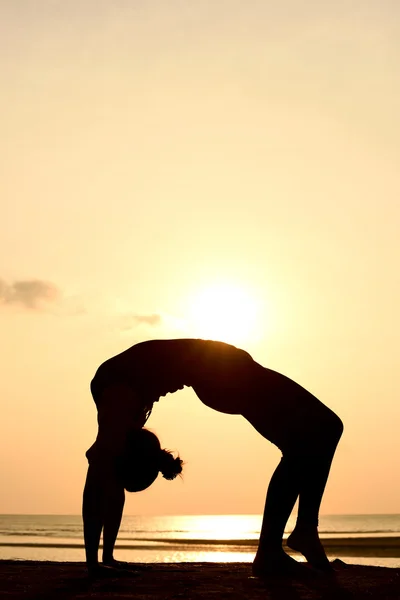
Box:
left=1, top=560, right=399, bottom=600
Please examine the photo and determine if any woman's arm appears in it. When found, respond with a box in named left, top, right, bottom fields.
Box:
left=83, top=383, right=148, bottom=573
left=82, top=463, right=105, bottom=571
left=102, top=485, right=125, bottom=565
left=82, top=458, right=125, bottom=573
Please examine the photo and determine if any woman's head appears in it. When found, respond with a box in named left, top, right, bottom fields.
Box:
left=116, top=429, right=183, bottom=493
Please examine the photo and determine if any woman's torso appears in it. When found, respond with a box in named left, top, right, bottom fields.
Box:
left=91, top=339, right=334, bottom=433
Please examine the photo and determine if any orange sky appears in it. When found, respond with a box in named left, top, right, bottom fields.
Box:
left=1, top=1, right=399, bottom=516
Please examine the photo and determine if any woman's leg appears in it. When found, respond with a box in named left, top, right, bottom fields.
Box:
left=258, top=456, right=300, bottom=548
left=242, top=408, right=304, bottom=574
left=246, top=407, right=343, bottom=574
left=287, top=415, right=343, bottom=570
left=253, top=454, right=304, bottom=575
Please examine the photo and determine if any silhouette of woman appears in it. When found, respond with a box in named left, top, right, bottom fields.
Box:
left=83, top=338, right=343, bottom=577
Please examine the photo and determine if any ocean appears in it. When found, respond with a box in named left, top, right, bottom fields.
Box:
left=1, top=514, right=400, bottom=568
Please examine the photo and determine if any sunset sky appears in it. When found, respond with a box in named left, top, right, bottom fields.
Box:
left=1, top=1, right=399, bottom=517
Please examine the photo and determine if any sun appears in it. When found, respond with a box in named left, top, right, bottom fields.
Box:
left=187, top=282, right=259, bottom=345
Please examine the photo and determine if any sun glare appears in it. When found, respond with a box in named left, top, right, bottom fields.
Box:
left=187, top=283, right=259, bottom=345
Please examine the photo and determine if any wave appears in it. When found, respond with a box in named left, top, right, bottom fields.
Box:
left=0, top=531, right=78, bottom=538
left=1, top=528, right=400, bottom=540
left=2, top=537, right=400, bottom=550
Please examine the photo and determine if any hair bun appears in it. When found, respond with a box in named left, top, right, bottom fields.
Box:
left=159, top=449, right=184, bottom=481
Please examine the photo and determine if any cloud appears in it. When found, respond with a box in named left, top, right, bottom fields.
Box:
left=133, top=314, right=162, bottom=326
left=0, top=278, right=60, bottom=310
left=120, top=313, right=163, bottom=331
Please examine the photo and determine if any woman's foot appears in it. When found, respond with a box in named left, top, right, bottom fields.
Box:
left=102, top=558, right=150, bottom=572
left=287, top=527, right=332, bottom=572
left=252, top=549, right=306, bottom=578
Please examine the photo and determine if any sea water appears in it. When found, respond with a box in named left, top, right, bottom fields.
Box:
left=1, top=514, right=399, bottom=568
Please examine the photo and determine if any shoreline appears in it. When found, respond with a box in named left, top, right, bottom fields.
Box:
left=2, top=536, right=400, bottom=557
left=1, top=560, right=400, bottom=599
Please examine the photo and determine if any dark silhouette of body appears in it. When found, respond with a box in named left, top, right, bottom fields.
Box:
left=83, top=338, right=343, bottom=577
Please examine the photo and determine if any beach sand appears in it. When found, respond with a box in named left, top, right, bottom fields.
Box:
left=1, top=560, right=399, bottom=600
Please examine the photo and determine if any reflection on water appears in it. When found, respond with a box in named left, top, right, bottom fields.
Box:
left=182, top=515, right=262, bottom=541
left=160, top=550, right=257, bottom=563
left=117, top=514, right=265, bottom=542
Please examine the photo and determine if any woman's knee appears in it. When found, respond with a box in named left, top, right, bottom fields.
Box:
left=329, top=413, right=344, bottom=442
